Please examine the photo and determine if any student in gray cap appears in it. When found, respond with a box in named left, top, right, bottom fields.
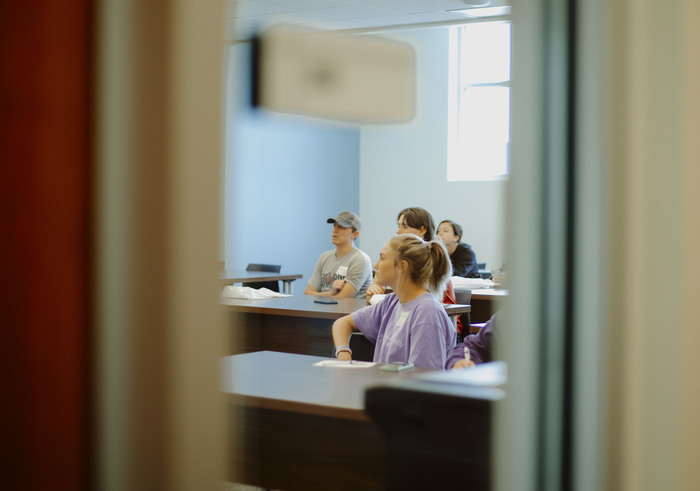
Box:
left=304, top=211, right=372, bottom=299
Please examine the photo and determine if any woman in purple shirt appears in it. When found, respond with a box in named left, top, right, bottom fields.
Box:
left=332, top=234, right=455, bottom=369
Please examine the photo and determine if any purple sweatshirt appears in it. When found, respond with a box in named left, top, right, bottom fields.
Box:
left=445, top=311, right=497, bottom=369
left=351, top=292, right=455, bottom=369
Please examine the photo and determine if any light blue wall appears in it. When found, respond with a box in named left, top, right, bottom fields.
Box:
left=224, top=26, right=506, bottom=285
left=224, top=44, right=360, bottom=285
left=359, top=27, right=506, bottom=270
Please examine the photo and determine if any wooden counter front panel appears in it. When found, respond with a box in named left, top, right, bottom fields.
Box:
left=229, top=406, right=385, bottom=491
left=228, top=311, right=335, bottom=357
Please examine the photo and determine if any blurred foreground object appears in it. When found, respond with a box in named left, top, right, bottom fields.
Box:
left=252, top=25, right=415, bottom=123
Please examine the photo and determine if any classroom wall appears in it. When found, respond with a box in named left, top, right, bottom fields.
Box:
left=359, top=27, right=506, bottom=270
left=224, top=26, right=506, bottom=283
left=224, top=44, right=361, bottom=284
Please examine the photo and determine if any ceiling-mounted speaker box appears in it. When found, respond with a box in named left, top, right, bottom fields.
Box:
left=252, top=25, right=416, bottom=124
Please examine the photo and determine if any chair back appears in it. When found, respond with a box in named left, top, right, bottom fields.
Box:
left=455, top=289, right=471, bottom=305
left=244, top=263, right=282, bottom=291
left=246, top=263, right=281, bottom=273
left=349, top=332, right=375, bottom=362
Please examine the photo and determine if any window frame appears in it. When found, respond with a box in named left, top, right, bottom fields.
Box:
left=447, top=20, right=512, bottom=182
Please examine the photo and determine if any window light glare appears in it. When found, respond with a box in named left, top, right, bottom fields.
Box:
left=449, top=6, right=511, bottom=18
left=447, top=21, right=512, bottom=182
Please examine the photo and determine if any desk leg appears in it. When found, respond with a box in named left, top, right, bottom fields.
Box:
left=282, top=280, right=294, bottom=294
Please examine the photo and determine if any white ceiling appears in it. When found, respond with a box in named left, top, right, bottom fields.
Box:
left=227, top=0, right=511, bottom=39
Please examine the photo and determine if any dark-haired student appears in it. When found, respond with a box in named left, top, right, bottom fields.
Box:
left=436, top=219, right=480, bottom=278
left=332, top=234, right=455, bottom=370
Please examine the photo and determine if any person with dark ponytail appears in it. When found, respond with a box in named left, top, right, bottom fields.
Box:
left=436, top=219, right=480, bottom=278
left=332, top=234, right=456, bottom=369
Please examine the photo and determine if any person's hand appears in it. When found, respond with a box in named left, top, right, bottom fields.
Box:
left=452, top=359, right=476, bottom=370
left=492, top=271, right=507, bottom=286
left=331, top=279, right=346, bottom=294
left=336, top=351, right=352, bottom=361
left=365, top=283, right=386, bottom=304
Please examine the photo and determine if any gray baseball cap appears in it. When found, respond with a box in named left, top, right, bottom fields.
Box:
left=327, top=211, right=361, bottom=230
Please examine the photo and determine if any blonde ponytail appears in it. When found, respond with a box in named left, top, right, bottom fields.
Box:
left=388, top=234, right=452, bottom=297
left=426, top=240, right=452, bottom=297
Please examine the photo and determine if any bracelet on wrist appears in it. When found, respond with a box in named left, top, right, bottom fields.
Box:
left=335, top=345, right=352, bottom=357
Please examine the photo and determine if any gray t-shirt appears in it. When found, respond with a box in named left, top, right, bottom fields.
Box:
left=307, top=247, right=372, bottom=299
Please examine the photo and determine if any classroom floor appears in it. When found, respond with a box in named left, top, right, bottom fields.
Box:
left=225, top=483, right=261, bottom=491
left=225, top=483, right=282, bottom=491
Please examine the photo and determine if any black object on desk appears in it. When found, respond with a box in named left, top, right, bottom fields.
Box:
left=314, top=298, right=338, bottom=304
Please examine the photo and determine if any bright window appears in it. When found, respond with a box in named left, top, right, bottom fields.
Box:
left=448, top=21, right=512, bottom=181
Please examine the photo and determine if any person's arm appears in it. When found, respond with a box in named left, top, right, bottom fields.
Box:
left=305, top=284, right=325, bottom=295
left=306, top=278, right=357, bottom=297
left=305, top=254, right=324, bottom=295
left=492, top=271, right=507, bottom=286
left=447, top=333, right=491, bottom=369
left=365, top=282, right=386, bottom=303
left=446, top=313, right=496, bottom=369
left=446, top=341, right=471, bottom=369
left=332, top=315, right=359, bottom=360
left=338, top=252, right=371, bottom=298
left=333, top=280, right=358, bottom=298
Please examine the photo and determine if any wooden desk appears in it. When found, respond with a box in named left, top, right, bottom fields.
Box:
left=223, top=350, right=434, bottom=490
left=221, top=294, right=367, bottom=319
left=470, top=288, right=509, bottom=301
left=222, top=295, right=470, bottom=356
left=220, top=270, right=303, bottom=294
left=460, top=288, right=508, bottom=323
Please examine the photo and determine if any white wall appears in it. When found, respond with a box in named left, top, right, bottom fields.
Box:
left=224, top=44, right=361, bottom=284
left=359, top=27, right=506, bottom=270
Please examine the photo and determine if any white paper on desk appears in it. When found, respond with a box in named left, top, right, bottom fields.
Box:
left=450, top=276, right=495, bottom=290
left=414, top=361, right=507, bottom=386
left=221, top=285, right=292, bottom=299
left=313, top=360, right=377, bottom=368
left=369, top=293, right=389, bottom=305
